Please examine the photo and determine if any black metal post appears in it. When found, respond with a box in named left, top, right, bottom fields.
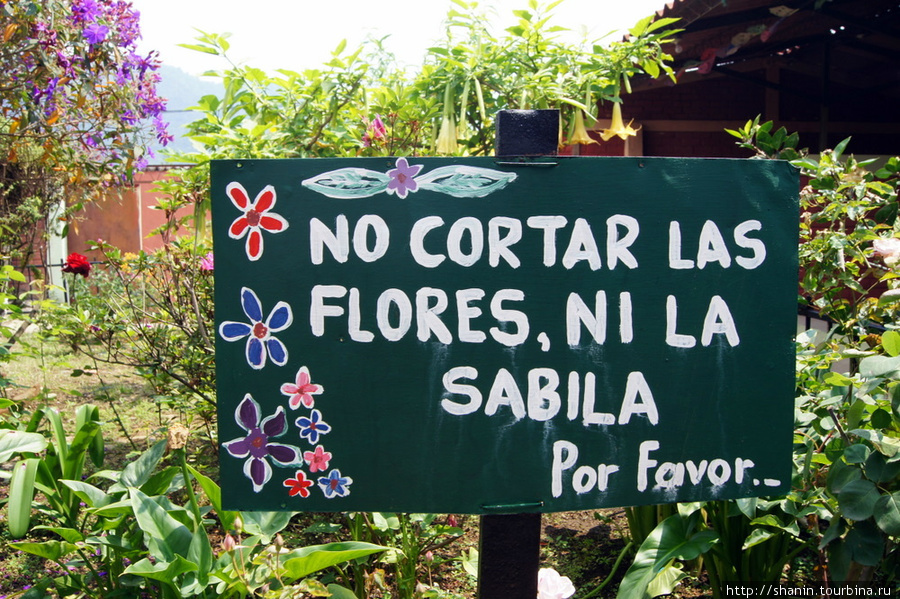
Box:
left=477, top=108, right=560, bottom=599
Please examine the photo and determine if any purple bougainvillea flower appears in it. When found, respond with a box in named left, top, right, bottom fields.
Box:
left=386, top=157, right=423, bottom=199
left=223, top=394, right=302, bottom=492
left=218, top=287, right=292, bottom=370
left=82, top=23, right=109, bottom=44
left=318, top=469, right=352, bottom=498
left=281, top=366, right=323, bottom=409
left=295, top=409, right=331, bottom=445
left=226, top=182, right=289, bottom=261
left=303, top=445, right=332, bottom=473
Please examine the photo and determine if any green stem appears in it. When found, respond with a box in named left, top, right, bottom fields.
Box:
left=176, top=447, right=204, bottom=528
left=580, top=540, right=634, bottom=599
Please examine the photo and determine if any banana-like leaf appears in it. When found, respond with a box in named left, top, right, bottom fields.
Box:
left=8, top=457, right=39, bottom=538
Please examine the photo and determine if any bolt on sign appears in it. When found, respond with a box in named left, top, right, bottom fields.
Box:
left=211, top=156, right=799, bottom=513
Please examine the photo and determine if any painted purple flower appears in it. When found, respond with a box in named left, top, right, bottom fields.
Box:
left=83, top=23, right=109, bottom=45
left=295, top=409, right=331, bottom=444
left=386, top=157, right=423, bottom=199
left=318, top=469, right=352, bottom=498
left=223, top=395, right=302, bottom=492
left=218, top=287, right=292, bottom=369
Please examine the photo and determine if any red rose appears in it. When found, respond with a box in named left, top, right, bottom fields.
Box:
left=62, top=252, right=91, bottom=277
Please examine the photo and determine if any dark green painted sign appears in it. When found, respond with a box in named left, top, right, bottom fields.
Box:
left=211, top=156, right=799, bottom=513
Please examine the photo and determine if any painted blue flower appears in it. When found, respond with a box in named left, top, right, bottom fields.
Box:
left=295, top=409, right=331, bottom=444
left=218, top=287, right=292, bottom=370
left=318, top=469, right=353, bottom=498
left=222, top=394, right=303, bottom=492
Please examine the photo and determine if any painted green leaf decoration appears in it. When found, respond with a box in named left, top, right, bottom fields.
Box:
left=415, top=165, right=517, bottom=198
left=302, top=168, right=391, bottom=198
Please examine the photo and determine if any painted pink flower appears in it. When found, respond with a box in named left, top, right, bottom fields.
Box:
left=281, top=366, right=324, bottom=409
left=303, top=445, right=332, bottom=473
left=226, top=182, right=289, bottom=261
left=386, top=157, right=423, bottom=199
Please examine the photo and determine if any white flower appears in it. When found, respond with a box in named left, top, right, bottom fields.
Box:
left=537, top=567, right=576, bottom=599
left=873, top=237, right=900, bottom=266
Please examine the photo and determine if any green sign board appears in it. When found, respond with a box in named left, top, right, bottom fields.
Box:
left=211, top=156, right=799, bottom=513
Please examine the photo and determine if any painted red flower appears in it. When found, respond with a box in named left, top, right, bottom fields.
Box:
left=283, top=470, right=314, bottom=498
left=62, top=253, right=91, bottom=277
left=226, top=182, right=289, bottom=261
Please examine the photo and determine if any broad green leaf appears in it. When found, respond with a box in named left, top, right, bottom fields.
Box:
left=60, top=479, right=110, bottom=508
left=241, top=510, right=295, bottom=543
left=33, top=526, right=84, bottom=543
left=9, top=540, right=79, bottom=560
left=282, top=542, right=390, bottom=580
left=838, top=479, right=880, bottom=520
left=832, top=136, right=851, bottom=160
left=826, top=459, right=860, bottom=493
left=188, top=464, right=239, bottom=531
left=859, top=355, right=900, bottom=378
left=130, top=489, right=194, bottom=561
left=824, top=371, right=854, bottom=386
left=743, top=528, right=777, bottom=549
left=372, top=512, right=400, bottom=531
left=41, top=408, right=68, bottom=464
left=843, top=443, right=870, bottom=464
left=865, top=450, right=900, bottom=483
left=882, top=330, right=900, bottom=356
left=844, top=520, right=883, bottom=567
left=177, top=43, right=220, bottom=55
left=617, top=514, right=718, bottom=599
left=326, top=585, right=359, bottom=599
left=461, top=547, right=479, bottom=577
left=123, top=554, right=199, bottom=582
left=646, top=563, right=687, bottom=597
left=874, top=492, right=900, bottom=536
left=8, top=458, right=39, bottom=538
left=120, top=440, right=167, bottom=488
left=850, top=429, right=900, bottom=457
left=0, top=430, right=47, bottom=462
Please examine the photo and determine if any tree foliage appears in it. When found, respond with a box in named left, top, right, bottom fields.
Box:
left=0, top=0, right=169, bottom=258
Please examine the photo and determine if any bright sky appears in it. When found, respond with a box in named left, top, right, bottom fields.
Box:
left=131, top=0, right=666, bottom=75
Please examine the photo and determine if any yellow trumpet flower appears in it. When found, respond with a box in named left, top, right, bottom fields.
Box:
left=568, top=110, right=598, bottom=145
left=436, top=115, right=458, bottom=155
left=600, top=102, right=640, bottom=141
